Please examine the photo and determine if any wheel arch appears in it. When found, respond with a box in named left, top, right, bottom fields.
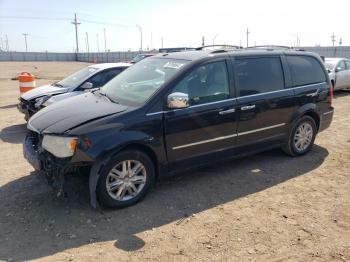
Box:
left=88, top=141, right=160, bottom=208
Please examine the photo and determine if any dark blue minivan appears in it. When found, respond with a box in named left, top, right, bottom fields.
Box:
left=24, top=47, right=334, bottom=208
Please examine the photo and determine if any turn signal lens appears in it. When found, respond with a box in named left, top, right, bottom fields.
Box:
left=70, top=138, right=78, bottom=151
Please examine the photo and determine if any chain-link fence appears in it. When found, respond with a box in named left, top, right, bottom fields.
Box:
left=1, top=47, right=350, bottom=62
left=0, top=51, right=143, bottom=62
left=302, top=46, right=350, bottom=58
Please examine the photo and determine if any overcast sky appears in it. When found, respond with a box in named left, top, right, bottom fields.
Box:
left=0, top=0, right=349, bottom=52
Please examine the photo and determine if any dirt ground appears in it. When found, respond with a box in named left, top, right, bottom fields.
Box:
left=0, top=62, right=349, bottom=262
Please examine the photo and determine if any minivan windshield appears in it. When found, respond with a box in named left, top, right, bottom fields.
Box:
left=101, top=58, right=188, bottom=106
left=56, top=67, right=98, bottom=87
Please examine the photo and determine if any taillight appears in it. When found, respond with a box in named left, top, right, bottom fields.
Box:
left=328, top=82, right=333, bottom=105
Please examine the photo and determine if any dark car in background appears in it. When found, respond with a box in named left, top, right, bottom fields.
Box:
left=24, top=48, right=333, bottom=209
left=18, top=62, right=130, bottom=120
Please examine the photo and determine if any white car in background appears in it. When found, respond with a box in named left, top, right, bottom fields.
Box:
left=324, top=58, right=350, bottom=90
left=18, top=62, right=131, bottom=120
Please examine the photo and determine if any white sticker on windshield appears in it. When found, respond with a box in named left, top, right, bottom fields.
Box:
left=164, top=62, right=185, bottom=69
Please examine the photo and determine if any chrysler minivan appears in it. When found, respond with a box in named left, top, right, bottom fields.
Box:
left=24, top=48, right=334, bottom=208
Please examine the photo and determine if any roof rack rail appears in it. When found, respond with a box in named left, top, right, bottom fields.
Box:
left=195, top=45, right=242, bottom=51
left=245, top=45, right=305, bottom=51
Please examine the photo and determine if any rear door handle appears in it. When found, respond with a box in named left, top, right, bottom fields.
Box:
left=219, top=108, right=236, bottom=115
left=305, top=89, right=319, bottom=97
left=241, top=105, right=256, bottom=111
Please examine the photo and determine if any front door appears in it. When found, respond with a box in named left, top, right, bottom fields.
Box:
left=335, top=60, right=347, bottom=89
left=164, top=60, right=238, bottom=161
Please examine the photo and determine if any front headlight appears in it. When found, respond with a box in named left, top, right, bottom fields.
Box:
left=42, top=135, right=78, bottom=158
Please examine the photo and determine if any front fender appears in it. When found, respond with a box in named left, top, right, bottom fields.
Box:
left=87, top=130, right=165, bottom=208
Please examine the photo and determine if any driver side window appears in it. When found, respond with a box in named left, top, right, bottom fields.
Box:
left=82, top=68, right=122, bottom=89
left=172, top=61, right=230, bottom=105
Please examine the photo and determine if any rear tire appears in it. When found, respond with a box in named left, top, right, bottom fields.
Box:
left=97, top=150, right=156, bottom=208
left=282, top=116, right=317, bottom=157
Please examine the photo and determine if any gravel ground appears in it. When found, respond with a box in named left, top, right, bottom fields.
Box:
left=0, top=62, right=349, bottom=262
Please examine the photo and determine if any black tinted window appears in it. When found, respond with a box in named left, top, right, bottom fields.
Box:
left=286, top=56, right=326, bottom=87
left=173, top=61, right=230, bottom=105
left=234, top=57, right=284, bottom=97
left=87, top=68, right=123, bottom=88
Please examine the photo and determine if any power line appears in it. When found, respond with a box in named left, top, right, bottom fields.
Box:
left=0, top=15, right=70, bottom=21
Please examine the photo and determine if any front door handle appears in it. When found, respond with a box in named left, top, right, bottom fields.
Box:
left=241, top=105, right=256, bottom=111
left=219, top=108, right=236, bottom=115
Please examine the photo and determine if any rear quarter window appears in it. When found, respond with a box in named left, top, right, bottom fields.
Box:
left=286, top=55, right=326, bottom=87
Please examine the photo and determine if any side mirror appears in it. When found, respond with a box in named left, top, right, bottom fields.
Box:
left=81, top=82, right=93, bottom=90
left=335, top=67, right=343, bottom=72
left=167, top=92, right=189, bottom=109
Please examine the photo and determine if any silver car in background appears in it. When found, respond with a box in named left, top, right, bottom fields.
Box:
left=18, top=62, right=131, bottom=120
left=324, top=58, right=350, bottom=90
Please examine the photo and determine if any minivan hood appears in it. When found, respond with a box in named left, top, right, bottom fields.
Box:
left=21, top=84, right=70, bottom=101
left=28, top=92, right=128, bottom=133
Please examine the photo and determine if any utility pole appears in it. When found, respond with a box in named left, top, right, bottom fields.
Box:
left=85, top=32, right=89, bottom=53
left=331, top=32, right=336, bottom=46
left=103, top=28, right=107, bottom=52
left=151, top=32, right=153, bottom=50
left=23, top=33, right=28, bottom=52
left=246, top=28, right=250, bottom=48
left=96, top=34, right=100, bottom=52
left=71, top=13, right=81, bottom=54
left=213, top=34, right=218, bottom=46
left=339, top=37, right=343, bottom=46
left=0, top=37, right=3, bottom=51
left=136, top=25, right=143, bottom=51
left=5, top=34, right=9, bottom=51
left=161, top=37, right=164, bottom=48
left=202, top=36, right=205, bottom=47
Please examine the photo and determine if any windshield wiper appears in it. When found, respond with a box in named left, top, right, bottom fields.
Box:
left=95, top=90, right=118, bottom=104
left=52, top=82, right=63, bottom=87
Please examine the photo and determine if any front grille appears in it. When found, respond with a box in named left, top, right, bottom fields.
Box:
left=28, top=130, right=42, bottom=151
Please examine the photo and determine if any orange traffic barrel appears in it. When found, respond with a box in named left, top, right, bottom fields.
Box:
left=19, top=72, right=36, bottom=94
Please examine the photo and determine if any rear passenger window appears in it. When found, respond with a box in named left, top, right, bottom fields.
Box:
left=234, top=57, right=284, bottom=97
left=286, top=56, right=326, bottom=87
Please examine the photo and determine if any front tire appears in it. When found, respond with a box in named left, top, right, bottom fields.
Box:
left=282, top=116, right=317, bottom=157
left=97, top=150, right=156, bottom=208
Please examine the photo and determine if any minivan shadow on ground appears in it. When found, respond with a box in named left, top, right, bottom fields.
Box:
left=0, top=123, right=27, bottom=144
left=0, top=145, right=328, bottom=261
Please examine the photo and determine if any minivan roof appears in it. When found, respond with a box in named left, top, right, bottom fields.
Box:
left=152, top=49, right=321, bottom=61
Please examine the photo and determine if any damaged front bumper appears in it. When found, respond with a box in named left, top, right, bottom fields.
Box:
left=18, top=98, right=38, bottom=121
left=23, top=132, right=87, bottom=196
